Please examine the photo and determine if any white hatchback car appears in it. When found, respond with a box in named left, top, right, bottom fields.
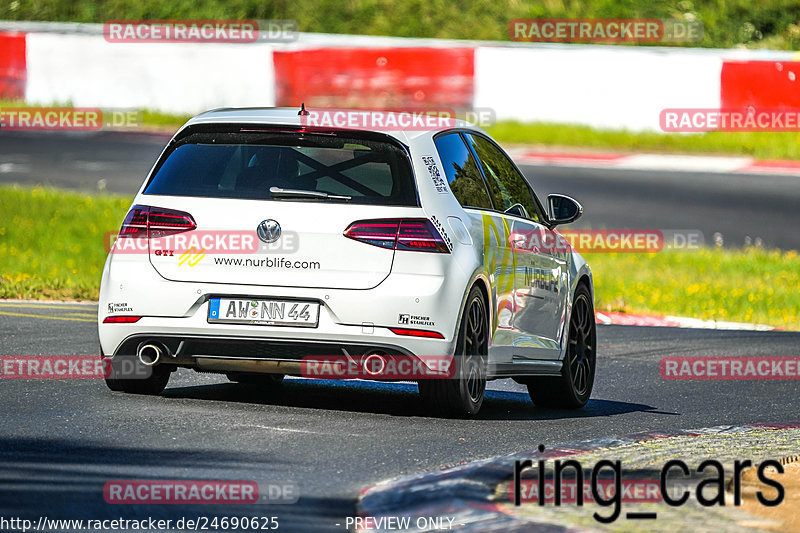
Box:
left=99, top=107, right=595, bottom=417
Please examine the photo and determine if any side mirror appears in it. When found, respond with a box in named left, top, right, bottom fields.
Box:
left=548, top=194, right=583, bottom=226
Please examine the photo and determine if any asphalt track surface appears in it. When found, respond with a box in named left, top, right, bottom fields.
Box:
left=1, top=132, right=799, bottom=531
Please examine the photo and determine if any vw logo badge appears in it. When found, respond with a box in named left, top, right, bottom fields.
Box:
left=257, top=219, right=281, bottom=243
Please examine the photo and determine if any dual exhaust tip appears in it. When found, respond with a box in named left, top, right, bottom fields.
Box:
left=137, top=344, right=390, bottom=373
left=137, top=343, right=165, bottom=366
left=361, top=353, right=387, bottom=376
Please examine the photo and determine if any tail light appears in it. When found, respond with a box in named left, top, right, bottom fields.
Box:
left=118, top=205, right=148, bottom=238
left=118, top=205, right=196, bottom=238
left=344, top=218, right=450, bottom=253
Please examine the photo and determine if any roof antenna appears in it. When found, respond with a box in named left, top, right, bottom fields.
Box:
left=298, top=102, right=309, bottom=116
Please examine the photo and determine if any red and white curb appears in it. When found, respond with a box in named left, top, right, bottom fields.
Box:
left=356, top=422, right=800, bottom=532
left=595, top=311, right=777, bottom=331
left=510, top=149, right=800, bottom=177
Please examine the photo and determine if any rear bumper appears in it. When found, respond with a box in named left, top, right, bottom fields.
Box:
left=108, top=330, right=423, bottom=377
left=98, top=255, right=467, bottom=361
left=100, top=305, right=452, bottom=363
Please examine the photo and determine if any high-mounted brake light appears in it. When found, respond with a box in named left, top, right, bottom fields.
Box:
left=118, top=205, right=196, bottom=238
left=343, top=218, right=450, bottom=253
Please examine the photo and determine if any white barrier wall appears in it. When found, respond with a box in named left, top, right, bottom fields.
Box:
left=25, top=33, right=276, bottom=114
left=474, top=45, right=723, bottom=131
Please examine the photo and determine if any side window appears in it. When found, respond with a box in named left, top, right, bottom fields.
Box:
left=465, top=133, right=544, bottom=223
left=433, top=133, right=493, bottom=210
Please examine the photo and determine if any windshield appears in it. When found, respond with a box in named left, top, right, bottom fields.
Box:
left=144, top=129, right=417, bottom=206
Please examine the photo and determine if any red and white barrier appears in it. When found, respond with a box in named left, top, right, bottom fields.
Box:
left=1, top=22, right=797, bottom=131
left=475, top=45, right=723, bottom=131
left=721, top=59, right=800, bottom=109
left=24, top=32, right=275, bottom=114
left=272, top=47, right=474, bottom=109
left=0, top=31, right=26, bottom=99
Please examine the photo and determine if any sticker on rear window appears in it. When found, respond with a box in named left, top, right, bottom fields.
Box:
left=422, top=155, right=448, bottom=194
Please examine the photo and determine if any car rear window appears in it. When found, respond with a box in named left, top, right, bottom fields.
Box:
left=143, top=128, right=417, bottom=206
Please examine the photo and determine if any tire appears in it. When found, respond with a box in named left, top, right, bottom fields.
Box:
left=418, top=286, right=488, bottom=417
left=226, top=372, right=285, bottom=385
left=101, top=351, right=126, bottom=391
left=104, top=355, right=171, bottom=395
left=104, top=376, right=126, bottom=392
left=526, top=283, right=596, bottom=409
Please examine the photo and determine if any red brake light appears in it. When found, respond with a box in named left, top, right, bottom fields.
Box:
left=343, top=220, right=399, bottom=249
left=397, top=219, right=449, bottom=252
left=343, top=218, right=450, bottom=253
left=389, top=327, right=445, bottom=339
left=118, top=205, right=196, bottom=238
left=119, top=205, right=148, bottom=238
left=103, top=316, right=142, bottom=323
left=148, top=207, right=196, bottom=236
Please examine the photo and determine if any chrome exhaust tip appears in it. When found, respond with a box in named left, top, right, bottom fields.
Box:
left=137, top=343, right=163, bottom=366
left=362, top=353, right=387, bottom=376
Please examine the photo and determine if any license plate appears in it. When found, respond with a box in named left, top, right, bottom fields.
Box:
left=208, top=298, right=319, bottom=327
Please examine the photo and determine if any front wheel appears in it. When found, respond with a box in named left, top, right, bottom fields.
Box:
left=526, top=283, right=596, bottom=409
left=418, top=286, right=488, bottom=417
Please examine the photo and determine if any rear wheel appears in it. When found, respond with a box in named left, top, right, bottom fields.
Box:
left=526, top=283, right=596, bottom=408
left=104, top=355, right=171, bottom=395
left=104, top=375, right=126, bottom=392
left=418, top=286, right=488, bottom=417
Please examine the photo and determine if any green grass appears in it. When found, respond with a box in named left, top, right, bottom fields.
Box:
left=139, top=109, right=192, bottom=130
left=5, top=0, right=800, bottom=50
left=0, top=186, right=132, bottom=299
left=589, top=248, right=800, bottom=329
left=488, top=121, right=800, bottom=161
left=0, top=100, right=191, bottom=133
left=1, top=186, right=798, bottom=329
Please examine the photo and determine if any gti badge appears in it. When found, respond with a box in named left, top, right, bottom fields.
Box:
left=257, top=219, right=281, bottom=243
